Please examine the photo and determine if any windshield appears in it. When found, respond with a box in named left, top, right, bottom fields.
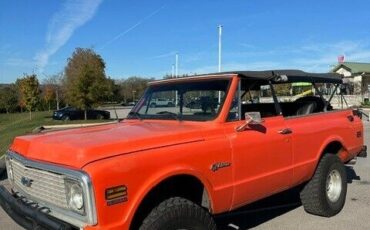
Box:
left=127, top=79, right=230, bottom=121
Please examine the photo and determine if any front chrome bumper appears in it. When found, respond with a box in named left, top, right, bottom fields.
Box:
left=0, top=185, right=75, bottom=230
left=4, top=151, right=97, bottom=228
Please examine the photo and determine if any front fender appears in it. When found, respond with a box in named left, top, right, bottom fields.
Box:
left=82, top=145, right=233, bottom=229
left=125, top=166, right=215, bottom=225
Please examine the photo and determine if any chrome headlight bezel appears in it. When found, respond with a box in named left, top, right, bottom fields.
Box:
left=65, top=178, right=85, bottom=214
left=5, top=156, right=14, bottom=182
left=5, top=151, right=97, bottom=228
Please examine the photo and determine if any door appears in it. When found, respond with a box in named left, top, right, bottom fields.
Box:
left=226, top=115, right=293, bottom=208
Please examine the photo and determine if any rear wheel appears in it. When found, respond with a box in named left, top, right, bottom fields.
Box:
left=139, top=197, right=216, bottom=230
left=300, top=154, right=347, bottom=217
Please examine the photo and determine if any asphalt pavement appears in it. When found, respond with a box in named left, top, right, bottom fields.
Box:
left=0, top=121, right=369, bottom=230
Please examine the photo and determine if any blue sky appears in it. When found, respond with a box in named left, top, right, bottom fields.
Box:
left=1, top=0, right=370, bottom=83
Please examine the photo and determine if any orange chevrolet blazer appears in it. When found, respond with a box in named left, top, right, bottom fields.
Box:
left=0, top=70, right=367, bottom=230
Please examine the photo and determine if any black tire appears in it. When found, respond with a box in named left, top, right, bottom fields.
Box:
left=96, top=114, right=103, bottom=120
left=62, top=115, right=70, bottom=121
left=300, top=154, right=347, bottom=217
left=139, top=197, right=216, bottom=230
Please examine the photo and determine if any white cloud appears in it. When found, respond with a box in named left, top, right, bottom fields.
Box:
left=34, top=0, right=103, bottom=72
left=291, top=41, right=370, bottom=71
left=228, top=40, right=370, bottom=72
left=162, top=40, right=370, bottom=77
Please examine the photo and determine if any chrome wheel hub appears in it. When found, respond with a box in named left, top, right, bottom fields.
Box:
left=326, top=169, right=342, bottom=202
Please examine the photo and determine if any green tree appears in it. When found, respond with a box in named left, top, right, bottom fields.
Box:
left=106, top=78, right=121, bottom=102
left=64, top=48, right=112, bottom=120
left=120, top=76, right=153, bottom=103
left=16, top=74, right=40, bottom=120
left=43, top=73, right=64, bottom=110
left=43, top=84, right=55, bottom=111
left=0, top=84, right=18, bottom=113
left=274, top=83, right=292, bottom=96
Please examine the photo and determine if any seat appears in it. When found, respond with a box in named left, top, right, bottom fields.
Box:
left=294, top=96, right=326, bottom=116
left=296, top=101, right=317, bottom=115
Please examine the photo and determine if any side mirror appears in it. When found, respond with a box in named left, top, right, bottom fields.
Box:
left=236, top=112, right=263, bottom=132
left=245, top=112, right=262, bottom=124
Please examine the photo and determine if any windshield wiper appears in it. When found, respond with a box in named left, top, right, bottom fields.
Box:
left=156, top=111, right=182, bottom=121
left=127, top=111, right=142, bottom=120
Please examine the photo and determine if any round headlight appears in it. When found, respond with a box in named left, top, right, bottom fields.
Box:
left=69, top=183, right=84, bottom=210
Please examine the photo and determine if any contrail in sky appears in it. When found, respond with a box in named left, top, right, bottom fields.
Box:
left=34, top=0, right=103, bottom=72
left=99, top=5, right=166, bottom=50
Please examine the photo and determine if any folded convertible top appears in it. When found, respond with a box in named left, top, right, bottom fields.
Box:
left=221, top=70, right=343, bottom=84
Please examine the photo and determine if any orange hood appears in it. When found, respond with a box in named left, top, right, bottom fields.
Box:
left=10, top=120, right=205, bottom=169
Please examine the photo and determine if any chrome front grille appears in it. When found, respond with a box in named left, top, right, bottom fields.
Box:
left=9, top=158, right=68, bottom=209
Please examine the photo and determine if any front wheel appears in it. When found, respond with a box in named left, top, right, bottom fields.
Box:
left=139, top=197, right=216, bottom=230
left=300, top=154, right=347, bottom=217
left=62, top=115, right=70, bottom=121
left=96, top=114, right=103, bottom=120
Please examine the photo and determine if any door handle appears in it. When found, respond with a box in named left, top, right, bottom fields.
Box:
left=347, top=115, right=354, bottom=122
left=278, top=128, right=292, bottom=135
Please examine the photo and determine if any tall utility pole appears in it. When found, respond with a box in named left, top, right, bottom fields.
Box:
left=175, top=53, right=179, bottom=106
left=175, top=53, right=179, bottom=77
left=55, top=85, right=60, bottom=110
left=218, top=25, right=222, bottom=72
left=218, top=25, right=223, bottom=103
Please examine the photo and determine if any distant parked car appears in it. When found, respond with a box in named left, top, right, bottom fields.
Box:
left=128, top=101, right=137, bottom=106
left=52, top=107, right=110, bottom=120
left=150, top=98, right=174, bottom=107
left=121, top=101, right=137, bottom=106
left=186, top=96, right=218, bottom=110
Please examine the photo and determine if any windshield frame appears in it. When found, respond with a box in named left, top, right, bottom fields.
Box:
left=127, top=78, right=232, bottom=122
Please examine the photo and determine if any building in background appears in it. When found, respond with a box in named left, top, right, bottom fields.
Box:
left=332, top=62, right=370, bottom=103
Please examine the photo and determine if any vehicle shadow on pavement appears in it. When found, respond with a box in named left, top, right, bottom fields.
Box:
left=215, top=166, right=359, bottom=230
left=345, top=166, right=361, bottom=183
left=214, top=187, right=302, bottom=229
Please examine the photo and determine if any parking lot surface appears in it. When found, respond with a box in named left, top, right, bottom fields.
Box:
left=0, top=121, right=369, bottom=230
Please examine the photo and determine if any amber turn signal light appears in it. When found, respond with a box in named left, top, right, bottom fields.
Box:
left=105, top=185, right=128, bottom=205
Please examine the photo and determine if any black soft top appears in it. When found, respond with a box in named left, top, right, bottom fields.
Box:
left=219, top=70, right=343, bottom=84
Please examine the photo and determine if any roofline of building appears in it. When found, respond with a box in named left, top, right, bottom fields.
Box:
left=331, top=62, right=370, bottom=74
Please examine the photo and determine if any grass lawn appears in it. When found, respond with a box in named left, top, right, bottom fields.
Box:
left=0, top=111, right=109, bottom=156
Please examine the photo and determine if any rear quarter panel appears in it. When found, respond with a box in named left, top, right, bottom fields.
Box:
left=285, top=109, right=363, bottom=186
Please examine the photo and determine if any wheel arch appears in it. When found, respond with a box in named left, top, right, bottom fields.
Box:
left=317, top=136, right=350, bottom=162
left=128, top=171, right=214, bottom=230
left=307, top=137, right=349, bottom=180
